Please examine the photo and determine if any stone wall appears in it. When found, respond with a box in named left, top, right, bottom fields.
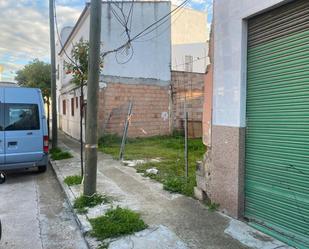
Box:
left=98, top=82, right=170, bottom=138
left=171, top=71, right=205, bottom=137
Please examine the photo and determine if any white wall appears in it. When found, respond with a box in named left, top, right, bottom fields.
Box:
left=213, top=0, right=287, bottom=127
left=101, top=1, right=171, bottom=83
left=172, top=43, right=208, bottom=73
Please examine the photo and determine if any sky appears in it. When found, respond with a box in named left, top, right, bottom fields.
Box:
left=0, top=0, right=213, bottom=82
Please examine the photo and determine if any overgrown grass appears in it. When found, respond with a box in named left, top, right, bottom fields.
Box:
left=98, top=133, right=205, bottom=197
left=89, top=207, right=147, bottom=240
left=64, top=175, right=82, bottom=186
left=73, top=194, right=112, bottom=214
left=50, top=147, right=73, bottom=160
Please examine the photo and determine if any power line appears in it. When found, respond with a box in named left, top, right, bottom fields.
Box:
left=55, top=0, right=191, bottom=64
left=174, top=56, right=208, bottom=68
left=133, top=4, right=187, bottom=43
left=54, top=0, right=83, bottom=72
left=130, top=0, right=190, bottom=42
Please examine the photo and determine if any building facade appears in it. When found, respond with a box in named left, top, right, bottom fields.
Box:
left=201, top=1, right=309, bottom=248
left=56, top=1, right=209, bottom=140
left=171, top=5, right=209, bottom=73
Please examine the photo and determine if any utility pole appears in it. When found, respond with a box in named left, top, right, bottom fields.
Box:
left=84, top=0, right=102, bottom=196
left=49, top=0, right=58, bottom=148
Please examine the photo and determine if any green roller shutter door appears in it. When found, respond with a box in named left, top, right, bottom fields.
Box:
left=245, top=1, right=309, bottom=248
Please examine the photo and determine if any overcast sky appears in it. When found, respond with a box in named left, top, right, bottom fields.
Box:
left=0, top=0, right=212, bottom=82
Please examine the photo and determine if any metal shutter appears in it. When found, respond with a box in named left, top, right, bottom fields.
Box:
left=245, top=1, right=309, bottom=248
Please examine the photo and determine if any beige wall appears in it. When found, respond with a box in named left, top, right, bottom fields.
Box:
left=171, top=5, right=208, bottom=45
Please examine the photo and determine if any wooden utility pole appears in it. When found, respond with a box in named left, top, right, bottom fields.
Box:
left=84, top=0, right=102, bottom=196
left=49, top=0, right=58, bottom=148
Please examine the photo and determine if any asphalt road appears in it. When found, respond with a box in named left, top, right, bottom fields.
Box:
left=0, top=165, right=88, bottom=249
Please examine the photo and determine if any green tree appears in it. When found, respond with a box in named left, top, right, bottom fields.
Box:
left=66, top=39, right=104, bottom=178
left=15, top=59, right=51, bottom=135
left=15, top=59, right=51, bottom=100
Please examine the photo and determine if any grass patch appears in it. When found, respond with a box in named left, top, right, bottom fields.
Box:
left=50, top=147, right=73, bottom=160
left=73, top=194, right=111, bottom=214
left=64, top=175, right=82, bottom=186
left=163, top=176, right=194, bottom=196
left=89, top=207, right=147, bottom=240
left=99, top=133, right=205, bottom=197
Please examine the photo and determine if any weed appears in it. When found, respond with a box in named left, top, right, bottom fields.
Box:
left=74, top=194, right=111, bottom=214
left=97, top=242, right=109, bottom=249
left=50, top=147, right=73, bottom=160
left=204, top=200, right=220, bottom=212
left=163, top=176, right=195, bottom=196
left=89, top=207, right=147, bottom=240
left=98, top=133, right=205, bottom=197
left=50, top=147, right=61, bottom=154
left=64, top=175, right=82, bottom=186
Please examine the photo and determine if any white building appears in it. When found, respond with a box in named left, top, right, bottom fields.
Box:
left=56, top=1, right=209, bottom=139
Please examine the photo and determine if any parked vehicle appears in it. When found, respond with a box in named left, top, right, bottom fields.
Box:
left=0, top=86, right=48, bottom=172
left=0, top=171, right=6, bottom=240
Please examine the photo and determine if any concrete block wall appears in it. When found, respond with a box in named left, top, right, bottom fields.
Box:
left=98, top=83, right=170, bottom=138
left=171, top=71, right=205, bottom=136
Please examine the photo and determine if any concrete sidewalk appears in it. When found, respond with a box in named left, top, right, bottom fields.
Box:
left=52, top=132, right=291, bottom=249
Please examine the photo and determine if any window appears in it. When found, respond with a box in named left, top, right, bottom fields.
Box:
left=76, top=97, right=78, bottom=108
left=71, top=98, right=74, bottom=116
left=80, top=96, right=83, bottom=109
left=185, top=55, right=193, bottom=72
left=63, top=100, right=66, bottom=115
left=5, top=104, right=40, bottom=131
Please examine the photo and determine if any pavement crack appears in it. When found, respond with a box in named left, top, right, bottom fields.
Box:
left=34, top=176, right=44, bottom=249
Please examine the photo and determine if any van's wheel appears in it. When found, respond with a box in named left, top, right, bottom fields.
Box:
left=38, top=166, right=47, bottom=173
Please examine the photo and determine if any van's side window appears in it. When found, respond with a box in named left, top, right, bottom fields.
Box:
left=63, top=100, right=66, bottom=115
left=0, top=103, right=3, bottom=131
left=5, top=104, right=40, bottom=131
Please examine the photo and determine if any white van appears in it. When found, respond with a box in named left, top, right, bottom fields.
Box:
left=0, top=86, right=48, bottom=172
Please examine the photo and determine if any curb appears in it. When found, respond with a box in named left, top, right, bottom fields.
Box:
left=49, top=160, right=92, bottom=249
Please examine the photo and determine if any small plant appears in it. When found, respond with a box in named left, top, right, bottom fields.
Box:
left=64, top=175, right=82, bottom=186
left=74, top=193, right=111, bottom=214
left=89, top=207, right=148, bottom=240
left=50, top=147, right=73, bottom=160
left=205, top=200, right=220, bottom=212
left=163, top=177, right=185, bottom=193
left=97, top=242, right=109, bottom=249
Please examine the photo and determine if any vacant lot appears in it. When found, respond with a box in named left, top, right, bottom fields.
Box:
left=98, top=133, right=206, bottom=197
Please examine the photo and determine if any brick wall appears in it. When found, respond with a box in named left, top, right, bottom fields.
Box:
left=98, top=82, right=170, bottom=138
left=171, top=71, right=205, bottom=137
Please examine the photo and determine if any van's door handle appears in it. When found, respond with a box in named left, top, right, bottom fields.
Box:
left=8, top=141, right=17, bottom=147
left=27, top=132, right=33, bottom=135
